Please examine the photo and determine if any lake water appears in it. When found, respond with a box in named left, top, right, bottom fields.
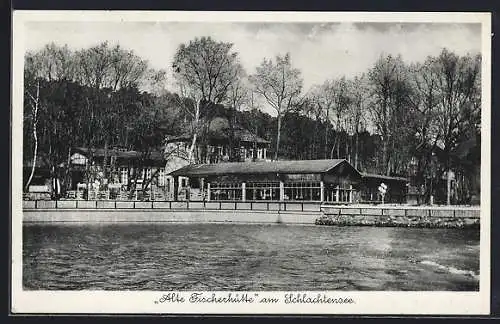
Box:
left=23, top=223, right=480, bottom=291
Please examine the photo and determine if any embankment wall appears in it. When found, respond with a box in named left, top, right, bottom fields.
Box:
left=318, top=206, right=480, bottom=228
left=22, top=201, right=480, bottom=228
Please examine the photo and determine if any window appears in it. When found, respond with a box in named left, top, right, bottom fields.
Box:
left=141, top=168, right=152, bottom=180
left=120, top=167, right=128, bottom=185
left=284, top=181, right=321, bottom=201
left=246, top=182, right=280, bottom=201
left=158, top=168, right=165, bottom=186
left=210, top=182, right=242, bottom=200
left=324, top=184, right=354, bottom=203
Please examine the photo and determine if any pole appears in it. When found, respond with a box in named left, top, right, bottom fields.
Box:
left=447, top=170, right=452, bottom=205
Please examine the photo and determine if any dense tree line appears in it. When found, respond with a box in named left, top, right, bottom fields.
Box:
left=23, top=38, right=481, bottom=204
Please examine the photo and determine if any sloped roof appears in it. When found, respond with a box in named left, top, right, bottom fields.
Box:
left=361, top=173, right=408, bottom=182
left=73, top=147, right=165, bottom=162
left=171, top=159, right=355, bottom=177
left=165, top=117, right=270, bottom=144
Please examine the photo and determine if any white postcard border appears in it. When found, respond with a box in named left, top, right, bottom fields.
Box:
left=11, top=10, right=492, bottom=315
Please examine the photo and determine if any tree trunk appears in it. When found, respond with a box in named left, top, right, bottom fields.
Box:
left=103, top=140, right=109, bottom=178
left=336, top=135, right=340, bottom=159
left=25, top=123, right=38, bottom=191
left=345, top=134, right=350, bottom=163
left=446, top=169, right=452, bottom=205
left=354, top=131, right=359, bottom=169
left=188, top=100, right=201, bottom=164
left=324, top=123, right=329, bottom=159
left=24, top=81, right=40, bottom=192
left=65, top=147, right=72, bottom=192
left=382, top=137, right=388, bottom=175
left=227, top=107, right=236, bottom=161
left=274, top=113, right=282, bottom=160
left=330, top=137, right=337, bottom=159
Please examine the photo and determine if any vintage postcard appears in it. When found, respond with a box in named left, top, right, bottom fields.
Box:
left=11, top=11, right=491, bottom=315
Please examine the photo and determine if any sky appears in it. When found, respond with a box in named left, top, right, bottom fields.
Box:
left=24, top=21, right=482, bottom=97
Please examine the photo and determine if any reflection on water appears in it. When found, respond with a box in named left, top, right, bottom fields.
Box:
left=23, top=223, right=480, bottom=291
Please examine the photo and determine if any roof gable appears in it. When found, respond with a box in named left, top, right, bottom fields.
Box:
left=170, top=159, right=359, bottom=177
left=73, top=147, right=165, bottom=162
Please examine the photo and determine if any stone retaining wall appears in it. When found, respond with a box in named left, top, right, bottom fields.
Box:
left=22, top=209, right=319, bottom=225
left=318, top=206, right=480, bottom=229
left=22, top=204, right=480, bottom=228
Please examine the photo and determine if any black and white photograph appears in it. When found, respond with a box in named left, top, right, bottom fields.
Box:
left=11, top=11, right=491, bottom=314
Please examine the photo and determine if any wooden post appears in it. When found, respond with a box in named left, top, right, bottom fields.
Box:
left=207, top=182, right=211, bottom=202
left=200, top=177, right=205, bottom=199
left=320, top=181, right=324, bottom=202
left=446, top=170, right=452, bottom=206
left=242, top=182, right=246, bottom=201
left=349, top=185, right=353, bottom=203
left=336, top=185, right=340, bottom=202
left=279, top=181, right=284, bottom=201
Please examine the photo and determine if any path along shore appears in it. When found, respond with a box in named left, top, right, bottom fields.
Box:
left=22, top=200, right=480, bottom=228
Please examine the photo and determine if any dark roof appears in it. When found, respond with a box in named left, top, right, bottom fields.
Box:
left=166, top=117, right=270, bottom=144
left=171, top=159, right=355, bottom=177
left=361, top=173, right=408, bottom=182
left=73, top=147, right=165, bottom=162
left=166, top=131, right=269, bottom=145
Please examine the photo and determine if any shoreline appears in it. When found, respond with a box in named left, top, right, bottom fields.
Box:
left=22, top=203, right=480, bottom=228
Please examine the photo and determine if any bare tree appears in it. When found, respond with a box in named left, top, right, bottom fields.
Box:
left=407, top=57, right=442, bottom=201
left=172, top=36, right=243, bottom=163
left=108, top=44, right=149, bottom=91
left=433, top=49, right=481, bottom=205
left=367, top=54, right=411, bottom=175
left=23, top=79, right=41, bottom=191
left=346, top=75, right=369, bottom=169
left=75, top=42, right=115, bottom=89
left=249, top=52, right=303, bottom=160
left=308, top=81, right=334, bottom=159
left=23, top=44, right=79, bottom=192
left=330, top=77, right=352, bottom=159
left=224, top=67, right=249, bottom=161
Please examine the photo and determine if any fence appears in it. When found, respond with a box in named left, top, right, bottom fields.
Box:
left=321, top=205, right=480, bottom=218
left=22, top=199, right=323, bottom=212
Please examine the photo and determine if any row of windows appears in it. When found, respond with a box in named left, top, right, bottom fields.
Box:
left=119, top=167, right=167, bottom=186
left=210, top=181, right=321, bottom=189
left=240, top=147, right=267, bottom=160
left=206, top=181, right=353, bottom=202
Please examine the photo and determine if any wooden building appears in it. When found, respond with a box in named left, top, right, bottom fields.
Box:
left=68, top=147, right=171, bottom=199
left=165, top=117, right=270, bottom=164
left=170, top=159, right=363, bottom=203
left=359, top=173, right=409, bottom=204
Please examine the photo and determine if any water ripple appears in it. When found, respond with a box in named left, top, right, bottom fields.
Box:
left=23, top=223, right=479, bottom=291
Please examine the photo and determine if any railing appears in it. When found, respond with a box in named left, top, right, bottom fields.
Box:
left=321, top=204, right=481, bottom=218
left=22, top=199, right=323, bottom=212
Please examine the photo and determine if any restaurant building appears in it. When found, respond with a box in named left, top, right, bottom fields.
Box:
left=171, top=159, right=361, bottom=203
left=170, top=159, right=409, bottom=204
